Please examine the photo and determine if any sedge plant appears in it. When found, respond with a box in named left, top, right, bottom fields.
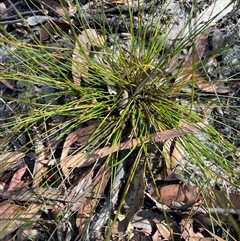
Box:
left=0, top=0, right=239, bottom=239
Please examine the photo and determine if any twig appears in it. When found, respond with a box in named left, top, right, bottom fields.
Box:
left=0, top=187, right=102, bottom=203
left=0, top=19, right=23, bottom=25
left=0, top=10, right=43, bottom=21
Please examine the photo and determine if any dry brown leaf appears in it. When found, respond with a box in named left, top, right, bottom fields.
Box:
left=193, top=72, right=230, bottom=93
left=38, top=19, right=74, bottom=42
left=61, top=123, right=205, bottom=179
left=140, top=228, right=152, bottom=236
left=166, top=33, right=207, bottom=76
left=172, top=34, right=208, bottom=80
left=152, top=230, right=162, bottom=241
left=71, top=173, right=94, bottom=215
left=76, top=201, right=94, bottom=234
left=0, top=203, right=22, bottom=219
left=0, top=152, right=25, bottom=173
left=174, top=33, right=228, bottom=94
left=1, top=187, right=99, bottom=205
left=60, top=124, right=99, bottom=179
left=181, top=218, right=200, bottom=240
left=210, top=189, right=240, bottom=209
left=13, top=204, right=43, bottom=241
left=152, top=184, right=200, bottom=207
left=72, top=29, right=105, bottom=86
left=76, top=165, right=111, bottom=235
left=171, top=140, right=185, bottom=167
left=176, top=70, right=230, bottom=94
left=37, top=21, right=53, bottom=42
left=7, top=164, right=27, bottom=191
left=51, top=202, right=66, bottom=218
left=37, top=0, right=69, bottom=16
left=155, top=220, right=171, bottom=239
left=0, top=203, right=41, bottom=239
left=184, top=34, right=209, bottom=67
left=32, top=130, right=45, bottom=188
left=163, top=139, right=185, bottom=178
left=195, top=78, right=230, bottom=93
left=60, top=124, right=99, bottom=162
left=153, top=183, right=240, bottom=212
left=0, top=203, right=22, bottom=239
left=175, top=32, right=229, bottom=94
left=202, top=228, right=226, bottom=241
left=162, top=139, right=172, bottom=177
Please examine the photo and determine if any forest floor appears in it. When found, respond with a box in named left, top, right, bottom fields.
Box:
left=0, top=0, right=240, bottom=240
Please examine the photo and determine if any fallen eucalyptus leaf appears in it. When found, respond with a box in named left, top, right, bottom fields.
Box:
left=0, top=152, right=25, bottom=173
left=0, top=203, right=42, bottom=240
left=212, top=28, right=225, bottom=53
left=26, top=15, right=50, bottom=26
left=184, top=0, right=234, bottom=36
left=7, top=164, right=27, bottom=191
left=60, top=123, right=205, bottom=179
left=72, top=29, right=105, bottom=86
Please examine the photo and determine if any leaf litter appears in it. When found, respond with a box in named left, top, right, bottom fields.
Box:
left=0, top=0, right=240, bottom=240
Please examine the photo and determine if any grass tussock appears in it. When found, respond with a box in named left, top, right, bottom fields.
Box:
left=0, top=0, right=240, bottom=239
